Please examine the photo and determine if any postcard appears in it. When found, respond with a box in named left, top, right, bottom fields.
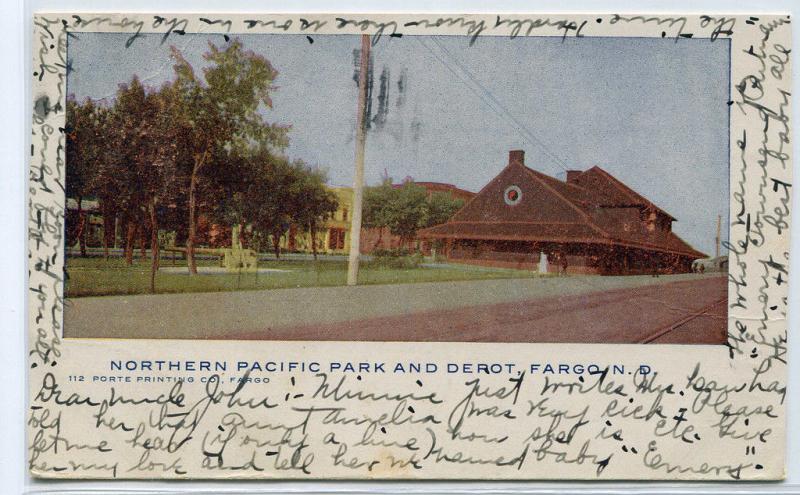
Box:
left=28, top=13, right=791, bottom=480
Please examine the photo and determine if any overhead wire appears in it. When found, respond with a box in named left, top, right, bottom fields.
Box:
left=417, top=36, right=571, bottom=173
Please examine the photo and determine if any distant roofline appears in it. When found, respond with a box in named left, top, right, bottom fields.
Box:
left=394, top=181, right=475, bottom=194
left=412, top=181, right=472, bottom=190
left=330, top=180, right=475, bottom=194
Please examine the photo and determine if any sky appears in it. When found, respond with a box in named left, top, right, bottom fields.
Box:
left=68, top=32, right=730, bottom=255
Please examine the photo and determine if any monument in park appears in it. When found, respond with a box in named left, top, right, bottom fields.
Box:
left=162, top=225, right=258, bottom=273
left=221, top=225, right=258, bottom=272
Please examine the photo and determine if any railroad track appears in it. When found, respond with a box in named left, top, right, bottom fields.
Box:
left=637, top=296, right=728, bottom=344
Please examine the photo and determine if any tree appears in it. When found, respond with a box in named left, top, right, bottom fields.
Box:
left=98, top=77, right=152, bottom=266
left=363, top=182, right=465, bottom=251
left=169, top=39, right=288, bottom=274
left=425, top=191, right=464, bottom=254
left=363, top=181, right=429, bottom=249
left=291, top=167, right=339, bottom=260
left=65, top=38, right=354, bottom=291
left=233, top=154, right=339, bottom=260
left=109, top=77, right=182, bottom=292
left=362, top=179, right=395, bottom=249
left=248, top=155, right=300, bottom=259
left=65, top=97, right=107, bottom=256
left=386, top=182, right=429, bottom=246
left=140, top=88, right=184, bottom=292
left=204, top=151, right=253, bottom=245
left=426, top=191, right=464, bottom=227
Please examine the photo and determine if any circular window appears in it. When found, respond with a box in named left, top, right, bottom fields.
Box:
left=503, top=185, right=522, bottom=206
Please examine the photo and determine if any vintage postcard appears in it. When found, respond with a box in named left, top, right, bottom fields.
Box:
left=28, top=13, right=791, bottom=480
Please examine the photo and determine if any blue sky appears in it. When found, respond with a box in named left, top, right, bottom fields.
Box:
left=68, top=32, right=730, bottom=255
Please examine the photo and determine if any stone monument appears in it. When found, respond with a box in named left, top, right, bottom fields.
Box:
left=222, top=224, right=258, bottom=272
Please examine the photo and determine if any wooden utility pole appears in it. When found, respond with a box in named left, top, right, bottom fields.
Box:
left=347, top=34, right=370, bottom=286
left=715, top=214, right=721, bottom=258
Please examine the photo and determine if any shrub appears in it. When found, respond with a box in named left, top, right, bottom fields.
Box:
left=369, top=247, right=424, bottom=269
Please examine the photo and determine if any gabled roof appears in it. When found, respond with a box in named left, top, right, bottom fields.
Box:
left=419, top=152, right=705, bottom=259
left=567, top=166, right=677, bottom=221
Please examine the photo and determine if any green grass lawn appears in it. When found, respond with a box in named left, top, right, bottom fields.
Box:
left=65, top=256, right=539, bottom=297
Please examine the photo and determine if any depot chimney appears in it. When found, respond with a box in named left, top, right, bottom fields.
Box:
left=509, top=149, right=525, bottom=166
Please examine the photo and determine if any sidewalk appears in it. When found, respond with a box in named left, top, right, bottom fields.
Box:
left=63, top=273, right=722, bottom=340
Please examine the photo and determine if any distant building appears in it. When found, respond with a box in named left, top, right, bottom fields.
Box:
left=281, top=182, right=475, bottom=256
left=419, top=150, right=706, bottom=274
left=395, top=181, right=476, bottom=202
left=281, top=185, right=353, bottom=255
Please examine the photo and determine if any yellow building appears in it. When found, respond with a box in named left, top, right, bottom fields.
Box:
left=281, top=185, right=353, bottom=255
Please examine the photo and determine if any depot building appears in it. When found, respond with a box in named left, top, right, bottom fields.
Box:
left=418, top=150, right=705, bottom=275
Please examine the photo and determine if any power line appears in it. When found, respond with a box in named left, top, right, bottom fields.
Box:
left=414, top=36, right=568, bottom=171
left=429, top=37, right=571, bottom=173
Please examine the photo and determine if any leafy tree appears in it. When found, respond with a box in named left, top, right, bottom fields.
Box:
left=291, top=167, right=339, bottom=260
left=168, top=39, right=288, bottom=274
left=107, top=77, right=183, bottom=291
left=99, top=77, right=152, bottom=266
left=234, top=154, right=339, bottom=260
left=426, top=191, right=464, bottom=227
left=238, top=153, right=295, bottom=259
left=386, top=182, right=429, bottom=246
left=363, top=182, right=465, bottom=251
left=362, top=179, right=395, bottom=249
left=65, top=97, right=107, bottom=256
left=205, top=151, right=253, bottom=243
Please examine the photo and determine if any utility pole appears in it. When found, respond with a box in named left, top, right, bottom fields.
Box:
left=347, top=34, right=370, bottom=286
left=715, top=214, right=721, bottom=259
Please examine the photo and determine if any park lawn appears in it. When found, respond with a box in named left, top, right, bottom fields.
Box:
left=65, top=256, right=539, bottom=297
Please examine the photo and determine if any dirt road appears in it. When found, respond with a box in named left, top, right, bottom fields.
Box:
left=230, top=276, right=727, bottom=344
